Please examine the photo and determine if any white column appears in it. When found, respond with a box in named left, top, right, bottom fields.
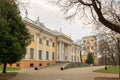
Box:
left=49, top=39, right=52, bottom=61
left=43, top=36, right=46, bottom=61
left=69, top=45, right=72, bottom=62
left=59, top=41, right=61, bottom=61
left=56, top=41, right=58, bottom=61
left=36, top=33, right=40, bottom=61
left=62, top=42, right=64, bottom=61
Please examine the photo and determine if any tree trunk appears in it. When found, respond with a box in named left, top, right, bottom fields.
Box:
left=2, top=63, right=7, bottom=73
left=111, top=56, right=117, bottom=66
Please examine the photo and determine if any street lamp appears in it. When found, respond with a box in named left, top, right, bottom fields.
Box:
left=115, top=33, right=120, bottom=79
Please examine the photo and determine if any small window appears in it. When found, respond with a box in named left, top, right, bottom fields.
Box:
left=46, top=40, right=49, bottom=45
left=47, top=63, right=50, bottom=65
left=39, top=64, right=42, bottom=67
left=16, top=64, right=20, bottom=67
left=39, top=38, right=42, bottom=44
left=30, top=63, right=34, bottom=68
left=52, top=42, right=55, bottom=47
left=30, top=34, right=34, bottom=41
left=91, top=39, right=93, bottom=42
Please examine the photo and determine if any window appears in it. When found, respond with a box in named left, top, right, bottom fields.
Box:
left=87, top=46, right=89, bottom=49
left=30, top=48, right=34, bottom=59
left=91, top=39, right=93, bottom=42
left=52, top=52, right=54, bottom=60
left=46, top=51, right=49, bottom=60
left=22, top=55, right=25, bottom=59
left=91, top=46, right=94, bottom=50
left=39, top=50, right=42, bottom=60
left=39, top=64, right=42, bottom=67
left=84, top=40, right=86, bottom=43
left=83, top=47, right=86, bottom=50
left=46, top=40, right=49, bottom=46
left=52, top=42, right=55, bottom=47
left=30, top=63, right=34, bottom=67
left=39, top=38, right=42, bottom=44
left=30, top=34, right=34, bottom=41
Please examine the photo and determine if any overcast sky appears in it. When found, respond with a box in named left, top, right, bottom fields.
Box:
left=21, top=0, right=94, bottom=41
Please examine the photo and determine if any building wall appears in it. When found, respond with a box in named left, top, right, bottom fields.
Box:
left=7, top=18, right=81, bottom=68
left=82, top=36, right=98, bottom=64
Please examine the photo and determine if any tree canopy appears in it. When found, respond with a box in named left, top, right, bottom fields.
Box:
left=85, top=53, right=94, bottom=64
left=57, top=0, right=120, bottom=33
left=0, top=0, right=30, bottom=73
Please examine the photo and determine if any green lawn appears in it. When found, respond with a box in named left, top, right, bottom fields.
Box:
left=0, top=67, right=20, bottom=72
left=93, top=66, right=119, bottom=74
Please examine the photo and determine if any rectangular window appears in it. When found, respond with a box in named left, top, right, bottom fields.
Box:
left=46, top=51, right=49, bottom=60
left=46, top=40, right=49, bottom=46
left=30, top=34, right=34, bottom=41
left=39, top=38, right=42, bottom=44
left=52, top=52, right=54, bottom=60
left=52, top=42, right=55, bottom=47
left=39, top=50, right=42, bottom=60
left=22, top=55, right=25, bottom=59
left=30, top=48, right=34, bottom=59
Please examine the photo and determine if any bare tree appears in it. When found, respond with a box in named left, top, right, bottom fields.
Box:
left=97, top=29, right=118, bottom=66
left=56, top=0, right=120, bottom=33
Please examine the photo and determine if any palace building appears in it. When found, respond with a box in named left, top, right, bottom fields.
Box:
left=9, top=17, right=81, bottom=68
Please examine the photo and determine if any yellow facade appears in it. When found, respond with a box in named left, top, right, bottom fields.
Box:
left=82, top=36, right=98, bottom=64
left=9, top=17, right=81, bottom=68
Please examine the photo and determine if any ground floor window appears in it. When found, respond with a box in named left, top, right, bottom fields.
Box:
left=39, top=64, right=42, bottom=67
left=52, top=52, right=54, bottom=60
left=30, top=63, right=34, bottom=67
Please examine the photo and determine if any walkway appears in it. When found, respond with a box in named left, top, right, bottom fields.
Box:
left=9, top=64, right=118, bottom=80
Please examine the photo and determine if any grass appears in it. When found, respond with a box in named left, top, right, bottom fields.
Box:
left=0, top=67, right=20, bottom=80
left=0, top=67, right=20, bottom=71
left=93, top=66, right=119, bottom=74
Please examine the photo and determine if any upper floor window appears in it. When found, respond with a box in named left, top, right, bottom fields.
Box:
left=46, top=51, right=49, bottom=60
left=39, top=50, right=42, bottom=60
left=91, top=39, right=93, bottom=42
left=39, top=38, right=42, bottom=44
left=91, top=46, right=94, bottom=50
left=46, top=40, right=49, bottom=46
left=30, top=34, right=34, bottom=41
left=52, top=42, right=55, bottom=47
left=30, top=48, right=34, bottom=59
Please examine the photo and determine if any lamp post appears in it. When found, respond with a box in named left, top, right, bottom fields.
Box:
left=115, top=33, right=120, bottom=79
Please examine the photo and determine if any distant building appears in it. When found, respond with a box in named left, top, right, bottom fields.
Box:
left=82, top=36, right=98, bottom=64
left=8, top=17, right=81, bottom=68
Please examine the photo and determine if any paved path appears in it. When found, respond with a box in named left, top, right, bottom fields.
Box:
left=9, top=64, right=118, bottom=80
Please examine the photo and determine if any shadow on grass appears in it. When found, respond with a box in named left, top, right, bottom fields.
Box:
left=0, top=72, right=18, bottom=80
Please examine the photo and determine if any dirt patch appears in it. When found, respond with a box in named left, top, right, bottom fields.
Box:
left=0, top=72, right=17, bottom=80
left=95, top=77, right=119, bottom=80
